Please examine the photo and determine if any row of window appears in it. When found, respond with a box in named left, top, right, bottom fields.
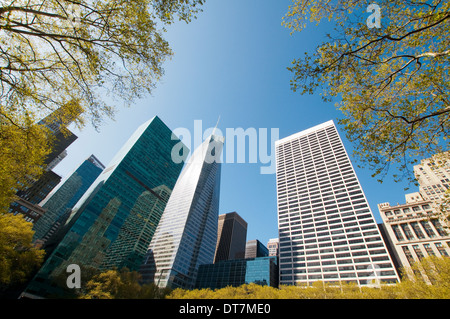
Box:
left=277, top=172, right=357, bottom=198
left=390, top=219, right=448, bottom=241
left=276, top=150, right=347, bottom=176
left=280, top=274, right=398, bottom=284
left=383, top=204, right=431, bottom=217
left=402, top=242, right=450, bottom=266
left=279, top=210, right=374, bottom=234
left=280, top=243, right=386, bottom=259
left=276, top=131, right=339, bottom=153
left=280, top=261, right=395, bottom=274
left=276, top=147, right=347, bottom=170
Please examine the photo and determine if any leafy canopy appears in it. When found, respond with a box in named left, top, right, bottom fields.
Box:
left=0, top=0, right=204, bottom=208
left=0, top=213, right=45, bottom=290
left=283, top=0, right=450, bottom=184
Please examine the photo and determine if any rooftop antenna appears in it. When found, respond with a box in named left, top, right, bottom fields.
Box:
left=212, top=115, right=221, bottom=135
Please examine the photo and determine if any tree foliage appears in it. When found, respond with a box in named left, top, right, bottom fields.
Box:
left=79, top=268, right=170, bottom=299
left=64, top=257, right=450, bottom=299
left=0, top=212, right=45, bottom=290
left=0, top=114, right=50, bottom=211
left=166, top=257, right=450, bottom=299
left=0, top=0, right=204, bottom=209
left=283, top=0, right=450, bottom=184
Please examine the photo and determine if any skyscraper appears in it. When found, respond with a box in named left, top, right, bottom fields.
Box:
left=214, top=212, right=248, bottom=263
left=24, top=116, right=187, bottom=297
left=32, top=155, right=105, bottom=247
left=275, top=120, right=399, bottom=286
left=140, top=132, right=224, bottom=289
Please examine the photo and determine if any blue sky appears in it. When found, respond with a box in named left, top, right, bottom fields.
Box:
left=53, top=0, right=415, bottom=247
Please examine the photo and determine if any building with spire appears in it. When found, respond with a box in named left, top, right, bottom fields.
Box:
left=140, top=132, right=224, bottom=289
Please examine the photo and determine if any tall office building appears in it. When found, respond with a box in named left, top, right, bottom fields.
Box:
left=275, top=120, right=399, bottom=286
left=214, top=212, right=248, bottom=263
left=24, top=116, right=187, bottom=297
left=32, top=155, right=105, bottom=247
left=140, top=132, right=224, bottom=289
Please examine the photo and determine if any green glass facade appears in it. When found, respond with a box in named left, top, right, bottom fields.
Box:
left=32, top=155, right=105, bottom=246
left=195, top=256, right=279, bottom=289
left=24, top=116, right=187, bottom=298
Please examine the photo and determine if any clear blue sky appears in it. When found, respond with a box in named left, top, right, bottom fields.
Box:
left=53, top=0, right=415, bottom=248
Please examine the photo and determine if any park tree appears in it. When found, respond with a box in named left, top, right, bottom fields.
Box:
left=0, top=212, right=45, bottom=294
left=397, top=255, right=450, bottom=298
left=79, top=268, right=170, bottom=299
left=283, top=0, right=449, bottom=183
left=0, top=0, right=205, bottom=210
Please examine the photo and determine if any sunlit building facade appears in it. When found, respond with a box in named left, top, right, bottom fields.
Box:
left=275, top=120, right=399, bottom=286
left=379, top=194, right=450, bottom=270
left=140, top=133, right=224, bottom=289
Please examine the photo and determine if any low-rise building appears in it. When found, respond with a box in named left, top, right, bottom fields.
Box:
left=378, top=192, right=450, bottom=273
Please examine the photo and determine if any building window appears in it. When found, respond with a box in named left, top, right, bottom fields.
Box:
left=402, top=246, right=415, bottom=266
left=420, top=221, right=437, bottom=238
left=400, top=224, right=415, bottom=240
left=410, top=222, right=425, bottom=239
left=435, top=243, right=448, bottom=257
left=423, top=244, right=435, bottom=256
left=412, top=245, right=425, bottom=260
left=430, top=219, right=448, bottom=237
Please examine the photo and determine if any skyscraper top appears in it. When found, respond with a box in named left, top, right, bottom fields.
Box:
left=276, top=120, right=335, bottom=145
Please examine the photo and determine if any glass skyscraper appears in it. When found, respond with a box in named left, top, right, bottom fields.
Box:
left=32, top=155, right=105, bottom=247
left=24, top=116, right=187, bottom=297
left=140, top=132, right=224, bottom=289
left=275, top=120, right=399, bottom=286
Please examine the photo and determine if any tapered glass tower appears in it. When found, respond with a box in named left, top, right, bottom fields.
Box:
left=275, top=120, right=399, bottom=286
left=24, top=116, right=187, bottom=298
left=140, top=133, right=224, bottom=289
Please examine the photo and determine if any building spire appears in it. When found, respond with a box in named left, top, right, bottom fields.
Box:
left=212, top=115, right=220, bottom=136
